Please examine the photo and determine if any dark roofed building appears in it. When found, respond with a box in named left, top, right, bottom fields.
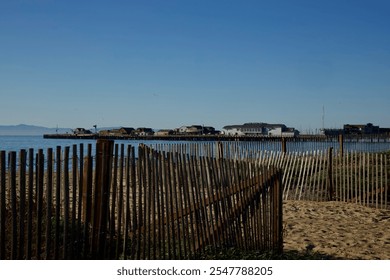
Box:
left=99, top=127, right=134, bottom=136
left=73, top=128, right=93, bottom=135
left=134, top=127, right=154, bottom=136
left=344, top=123, right=380, bottom=135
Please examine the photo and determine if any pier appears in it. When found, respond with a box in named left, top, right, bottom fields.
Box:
left=43, top=133, right=295, bottom=142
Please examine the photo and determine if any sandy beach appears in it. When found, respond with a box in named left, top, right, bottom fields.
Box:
left=283, top=200, right=390, bottom=260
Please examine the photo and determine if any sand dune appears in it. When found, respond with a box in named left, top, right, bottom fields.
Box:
left=283, top=200, right=390, bottom=260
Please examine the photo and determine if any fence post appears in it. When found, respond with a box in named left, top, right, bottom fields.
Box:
left=281, top=138, right=287, bottom=154
left=217, top=141, right=223, bottom=160
left=82, top=145, right=93, bottom=259
left=339, top=134, right=344, bottom=157
left=93, top=139, right=114, bottom=259
left=327, top=147, right=334, bottom=201
left=272, top=168, right=283, bottom=253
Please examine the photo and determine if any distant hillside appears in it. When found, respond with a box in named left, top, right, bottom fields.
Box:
left=0, top=124, right=72, bottom=136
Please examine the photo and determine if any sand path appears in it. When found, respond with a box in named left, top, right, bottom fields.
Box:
left=283, top=200, right=390, bottom=260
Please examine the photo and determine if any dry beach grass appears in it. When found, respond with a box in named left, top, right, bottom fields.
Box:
left=283, top=200, right=390, bottom=260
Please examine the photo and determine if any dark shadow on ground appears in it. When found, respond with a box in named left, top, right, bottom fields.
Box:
left=197, top=246, right=343, bottom=260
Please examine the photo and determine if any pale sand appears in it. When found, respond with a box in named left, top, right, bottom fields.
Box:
left=283, top=200, right=390, bottom=260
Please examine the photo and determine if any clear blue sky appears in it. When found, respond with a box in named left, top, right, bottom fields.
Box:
left=1, top=0, right=389, bottom=132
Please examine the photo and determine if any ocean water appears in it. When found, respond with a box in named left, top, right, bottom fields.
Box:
left=0, top=135, right=171, bottom=156
left=1, top=135, right=389, bottom=156
left=0, top=135, right=98, bottom=152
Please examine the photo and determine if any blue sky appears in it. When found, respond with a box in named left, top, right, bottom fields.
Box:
left=1, top=0, right=389, bottom=132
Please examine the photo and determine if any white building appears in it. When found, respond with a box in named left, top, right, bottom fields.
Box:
left=223, top=123, right=299, bottom=137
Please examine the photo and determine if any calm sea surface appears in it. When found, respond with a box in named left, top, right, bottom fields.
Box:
left=0, top=135, right=98, bottom=152
left=0, top=136, right=173, bottom=154
left=1, top=135, right=389, bottom=155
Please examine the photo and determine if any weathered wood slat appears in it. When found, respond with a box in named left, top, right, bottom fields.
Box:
left=18, top=149, right=26, bottom=259
left=10, top=152, right=18, bottom=259
left=45, top=148, right=53, bottom=260
left=0, top=151, right=6, bottom=260
left=26, top=148, right=34, bottom=260
left=54, top=146, right=61, bottom=259
left=71, top=145, right=78, bottom=259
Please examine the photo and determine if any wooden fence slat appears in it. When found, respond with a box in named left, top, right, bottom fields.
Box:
left=294, top=152, right=305, bottom=200
left=157, top=149, right=165, bottom=259
left=77, top=143, right=84, bottom=254
left=36, top=149, right=44, bottom=259
left=203, top=155, right=218, bottom=249
left=136, top=145, right=143, bottom=260
left=188, top=154, right=204, bottom=254
left=219, top=156, right=233, bottom=246
left=54, top=146, right=61, bottom=259
left=198, top=155, right=213, bottom=250
left=82, top=144, right=93, bottom=259
left=45, top=148, right=53, bottom=260
left=141, top=146, right=148, bottom=259
left=175, top=150, right=186, bottom=258
left=152, top=148, right=159, bottom=259
left=117, top=144, right=126, bottom=259
left=71, top=144, right=78, bottom=259
left=119, top=145, right=126, bottom=258
left=225, top=157, right=239, bottom=247
left=0, top=151, right=6, bottom=260
left=311, top=151, right=320, bottom=201
left=380, top=154, right=384, bottom=209
left=307, top=151, right=317, bottom=201
left=353, top=151, right=357, bottom=204
left=385, top=153, right=388, bottom=208
left=110, top=144, right=119, bottom=259
left=327, top=148, right=334, bottom=201
left=298, top=152, right=309, bottom=200
left=273, top=167, right=283, bottom=253
left=26, top=148, right=34, bottom=260
left=146, top=147, right=153, bottom=260
left=63, top=146, right=70, bottom=259
left=282, top=153, right=292, bottom=199
left=10, top=152, right=18, bottom=259
left=233, top=157, right=244, bottom=248
left=162, top=152, right=173, bottom=259
left=358, top=152, right=362, bottom=205
left=130, top=146, right=137, bottom=259
left=167, top=152, right=177, bottom=259
left=18, top=149, right=26, bottom=259
left=181, top=153, right=195, bottom=258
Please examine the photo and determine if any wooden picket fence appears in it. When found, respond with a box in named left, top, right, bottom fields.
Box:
left=2, top=140, right=388, bottom=260
left=151, top=142, right=389, bottom=209
left=249, top=149, right=389, bottom=208
left=0, top=140, right=283, bottom=260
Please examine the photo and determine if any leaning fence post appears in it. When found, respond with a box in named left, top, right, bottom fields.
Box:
left=327, top=147, right=334, bottom=201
